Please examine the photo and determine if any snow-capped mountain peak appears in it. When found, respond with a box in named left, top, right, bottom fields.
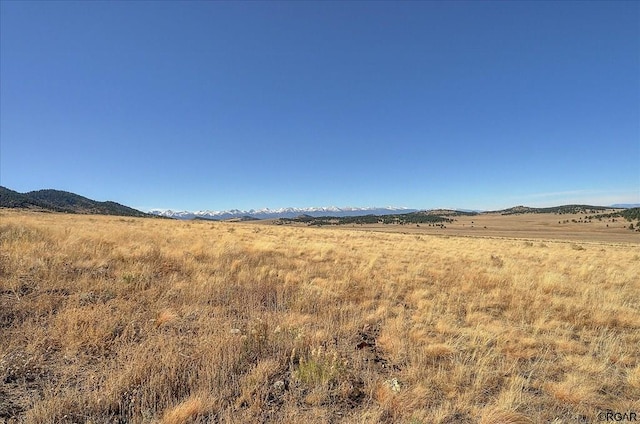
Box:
left=148, top=206, right=416, bottom=220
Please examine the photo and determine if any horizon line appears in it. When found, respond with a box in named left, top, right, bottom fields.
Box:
left=141, top=201, right=639, bottom=214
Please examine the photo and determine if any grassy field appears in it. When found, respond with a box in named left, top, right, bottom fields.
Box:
left=1, top=210, right=639, bottom=423
left=270, top=210, right=640, bottom=244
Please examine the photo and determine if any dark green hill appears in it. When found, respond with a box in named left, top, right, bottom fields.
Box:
left=192, top=216, right=219, bottom=221
left=278, top=211, right=455, bottom=226
left=0, top=186, right=150, bottom=217
left=585, top=207, right=640, bottom=222
left=0, top=186, right=43, bottom=208
left=621, top=207, right=640, bottom=222
left=498, top=205, right=610, bottom=215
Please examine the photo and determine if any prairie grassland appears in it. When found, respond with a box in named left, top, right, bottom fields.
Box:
left=284, top=211, right=640, bottom=244
left=1, top=210, right=639, bottom=423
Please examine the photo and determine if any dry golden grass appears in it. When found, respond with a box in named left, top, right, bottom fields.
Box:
left=1, top=209, right=638, bottom=423
left=161, top=395, right=205, bottom=424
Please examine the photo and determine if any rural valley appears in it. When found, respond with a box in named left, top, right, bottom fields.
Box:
left=1, top=206, right=638, bottom=423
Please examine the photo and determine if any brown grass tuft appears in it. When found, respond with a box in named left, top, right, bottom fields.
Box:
left=161, top=395, right=205, bottom=424
left=156, top=308, right=179, bottom=328
left=479, top=409, right=534, bottom=424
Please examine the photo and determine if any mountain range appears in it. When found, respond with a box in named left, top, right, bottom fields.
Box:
left=1, top=186, right=637, bottom=219
left=148, top=206, right=418, bottom=220
left=611, top=204, right=640, bottom=209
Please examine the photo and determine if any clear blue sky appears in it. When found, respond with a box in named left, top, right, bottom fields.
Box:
left=1, top=1, right=638, bottom=211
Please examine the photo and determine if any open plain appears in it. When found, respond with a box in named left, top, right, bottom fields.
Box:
left=1, top=209, right=639, bottom=423
left=268, top=209, right=640, bottom=244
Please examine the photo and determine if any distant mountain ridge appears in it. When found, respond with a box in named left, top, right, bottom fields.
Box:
left=149, top=206, right=418, bottom=220
left=150, top=204, right=632, bottom=220
left=2, top=185, right=636, bottom=220
left=611, top=204, right=640, bottom=209
left=0, top=186, right=150, bottom=217
left=149, top=204, right=637, bottom=221
left=493, top=204, right=613, bottom=215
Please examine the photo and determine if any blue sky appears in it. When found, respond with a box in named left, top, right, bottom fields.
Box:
left=1, top=1, right=638, bottom=211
